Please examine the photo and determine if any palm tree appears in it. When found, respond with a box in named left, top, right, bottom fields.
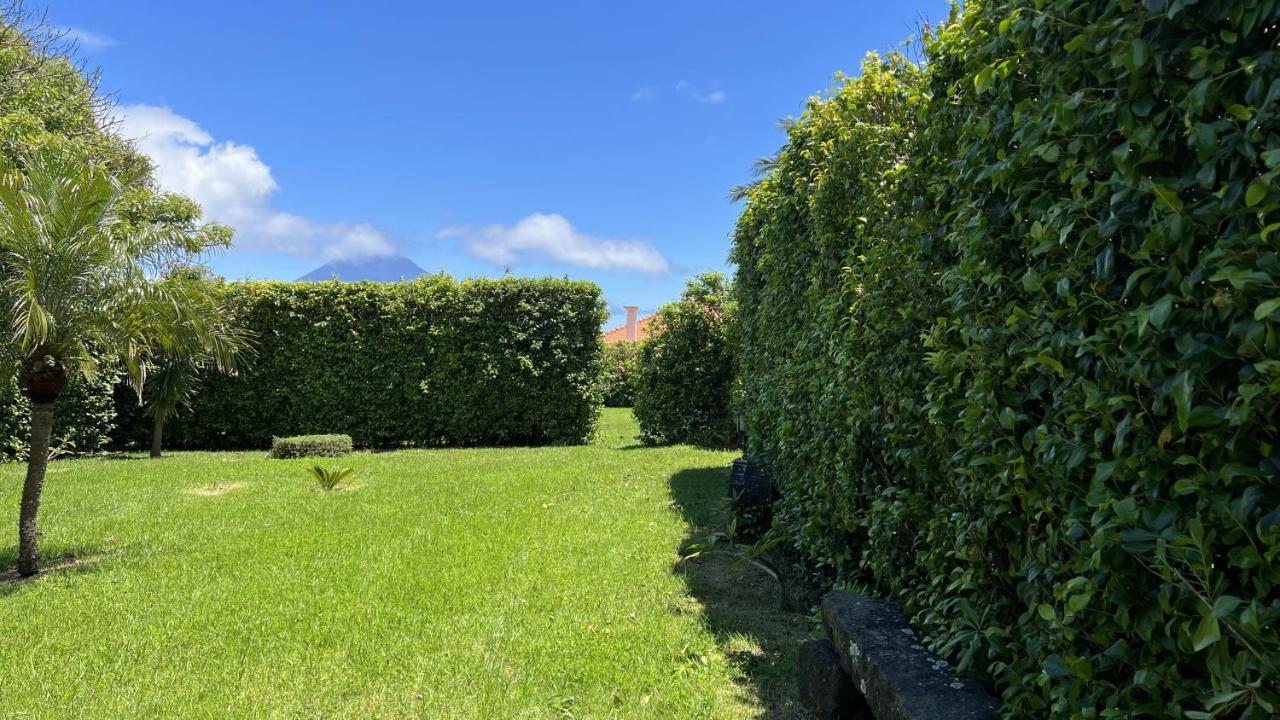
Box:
left=0, top=151, right=245, bottom=576
left=142, top=268, right=251, bottom=459
left=144, top=356, right=197, bottom=459
left=144, top=347, right=231, bottom=459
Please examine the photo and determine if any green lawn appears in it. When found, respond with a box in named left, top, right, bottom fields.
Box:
left=0, top=409, right=810, bottom=719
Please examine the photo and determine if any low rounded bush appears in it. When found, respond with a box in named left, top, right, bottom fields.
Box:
left=269, top=434, right=352, bottom=459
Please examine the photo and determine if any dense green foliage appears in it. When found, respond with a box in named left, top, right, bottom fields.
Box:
left=0, top=12, right=234, bottom=464
left=731, top=53, right=939, bottom=591
left=0, top=367, right=118, bottom=460
left=114, top=277, right=606, bottom=449
left=0, top=17, right=146, bottom=182
left=0, top=13, right=227, bottom=248
left=732, top=2, right=1280, bottom=717
left=269, top=434, right=353, bottom=459
left=600, top=341, right=641, bottom=406
left=634, top=273, right=737, bottom=447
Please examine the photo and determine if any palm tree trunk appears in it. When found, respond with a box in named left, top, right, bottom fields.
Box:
left=17, top=401, right=56, bottom=577
left=150, top=414, right=166, bottom=458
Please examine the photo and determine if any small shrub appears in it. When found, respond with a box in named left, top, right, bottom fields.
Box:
left=308, top=465, right=354, bottom=491
left=269, top=434, right=352, bottom=459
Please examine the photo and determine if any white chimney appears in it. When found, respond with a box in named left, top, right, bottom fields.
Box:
left=624, top=306, right=639, bottom=342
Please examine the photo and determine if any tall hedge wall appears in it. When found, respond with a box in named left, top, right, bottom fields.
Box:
left=732, top=2, right=1278, bottom=718
left=114, top=276, right=606, bottom=449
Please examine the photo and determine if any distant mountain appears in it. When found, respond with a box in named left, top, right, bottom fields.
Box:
left=298, top=255, right=427, bottom=282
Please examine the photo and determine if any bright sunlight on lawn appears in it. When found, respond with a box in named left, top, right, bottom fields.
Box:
left=0, top=409, right=808, bottom=719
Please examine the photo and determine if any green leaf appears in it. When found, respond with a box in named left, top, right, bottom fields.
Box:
left=1067, top=591, right=1092, bottom=612
left=1095, top=245, right=1115, bottom=279
left=1191, top=613, right=1220, bottom=651
left=1150, top=183, right=1183, bottom=212
left=1254, top=297, right=1280, bottom=320
left=1149, top=295, right=1174, bottom=329
left=1127, top=39, right=1148, bottom=70
left=1035, top=353, right=1065, bottom=377
left=1210, top=266, right=1269, bottom=289
left=1037, top=603, right=1056, bottom=622
left=1172, top=371, right=1193, bottom=432
left=1211, top=595, right=1241, bottom=619
left=1205, top=690, right=1249, bottom=711
left=1043, top=654, right=1070, bottom=677
left=974, top=65, right=994, bottom=94
left=1246, top=178, right=1268, bottom=207
left=1094, top=460, right=1120, bottom=482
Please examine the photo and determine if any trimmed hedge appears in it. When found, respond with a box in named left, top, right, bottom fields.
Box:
left=633, top=273, right=737, bottom=447
left=732, top=52, right=945, bottom=603
left=114, top=276, right=606, bottom=449
left=732, top=3, right=1279, bottom=718
left=269, top=434, right=352, bottom=459
left=599, top=341, right=640, bottom=407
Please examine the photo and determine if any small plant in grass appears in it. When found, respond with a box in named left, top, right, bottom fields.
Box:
left=679, top=517, right=787, bottom=609
left=308, top=465, right=354, bottom=491
left=269, top=434, right=352, bottom=459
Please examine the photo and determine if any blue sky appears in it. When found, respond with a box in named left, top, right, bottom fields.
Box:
left=51, top=0, right=946, bottom=327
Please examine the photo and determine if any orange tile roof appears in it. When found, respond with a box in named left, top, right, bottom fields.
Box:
left=602, top=314, right=657, bottom=344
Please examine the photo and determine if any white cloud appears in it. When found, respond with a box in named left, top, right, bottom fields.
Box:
left=676, top=80, right=726, bottom=104
left=118, top=105, right=395, bottom=260
left=58, top=26, right=116, bottom=51
left=437, top=213, right=669, bottom=274
left=631, top=86, right=655, bottom=102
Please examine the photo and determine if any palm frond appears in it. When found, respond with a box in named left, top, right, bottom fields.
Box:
left=0, top=149, right=252, bottom=396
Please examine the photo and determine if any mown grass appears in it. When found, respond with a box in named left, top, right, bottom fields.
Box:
left=0, top=409, right=811, bottom=719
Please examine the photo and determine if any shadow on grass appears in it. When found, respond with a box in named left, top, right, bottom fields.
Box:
left=669, top=467, right=818, bottom=719
left=620, top=441, right=741, bottom=452
left=0, top=545, right=118, bottom=597
left=86, top=452, right=147, bottom=461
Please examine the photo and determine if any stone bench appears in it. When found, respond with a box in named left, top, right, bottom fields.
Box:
left=799, top=592, right=1000, bottom=720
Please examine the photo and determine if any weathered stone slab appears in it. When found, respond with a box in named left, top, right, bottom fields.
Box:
left=797, top=638, right=869, bottom=719
left=821, top=592, right=999, bottom=720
